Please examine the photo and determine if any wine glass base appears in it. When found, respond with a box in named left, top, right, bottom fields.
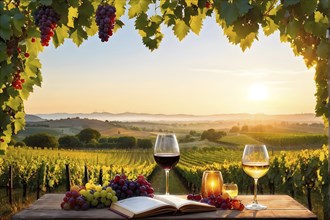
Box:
left=245, top=203, right=267, bottom=210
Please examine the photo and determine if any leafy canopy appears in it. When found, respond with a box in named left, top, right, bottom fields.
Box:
left=0, top=0, right=329, bottom=152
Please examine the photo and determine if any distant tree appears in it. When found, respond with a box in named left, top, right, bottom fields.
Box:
left=77, top=128, right=101, bottom=143
left=59, top=135, right=83, bottom=148
left=108, top=137, right=119, bottom=143
left=230, top=126, right=240, bottom=133
left=179, top=134, right=194, bottom=143
left=241, top=125, right=249, bottom=132
left=189, top=130, right=198, bottom=136
left=131, top=126, right=141, bottom=131
left=117, top=136, right=136, bottom=148
left=137, top=139, right=153, bottom=149
left=201, top=129, right=226, bottom=142
left=23, top=133, right=58, bottom=148
left=99, top=137, right=108, bottom=143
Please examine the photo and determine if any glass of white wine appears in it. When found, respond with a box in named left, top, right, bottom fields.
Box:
left=223, top=183, right=238, bottom=198
left=242, top=145, right=269, bottom=210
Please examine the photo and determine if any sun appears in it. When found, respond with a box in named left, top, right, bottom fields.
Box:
left=248, top=84, right=268, bottom=101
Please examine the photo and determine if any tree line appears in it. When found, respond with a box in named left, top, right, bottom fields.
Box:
left=15, top=128, right=153, bottom=149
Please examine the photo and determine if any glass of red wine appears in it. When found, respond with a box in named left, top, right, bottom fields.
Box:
left=154, top=134, right=180, bottom=195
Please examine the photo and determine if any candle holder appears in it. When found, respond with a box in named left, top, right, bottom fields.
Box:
left=201, top=171, right=223, bottom=198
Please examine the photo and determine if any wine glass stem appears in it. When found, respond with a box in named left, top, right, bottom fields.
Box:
left=165, top=169, right=170, bottom=195
left=253, top=178, right=258, bottom=204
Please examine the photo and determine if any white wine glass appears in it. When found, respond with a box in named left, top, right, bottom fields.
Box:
left=154, top=134, right=180, bottom=195
left=242, top=145, right=269, bottom=210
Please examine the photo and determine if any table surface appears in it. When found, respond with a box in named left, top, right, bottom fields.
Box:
left=12, top=194, right=317, bottom=220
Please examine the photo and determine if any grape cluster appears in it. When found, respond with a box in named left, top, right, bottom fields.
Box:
left=61, top=185, right=89, bottom=211
left=186, top=193, right=202, bottom=201
left=108, top=174, right=154, bottom=200
left=95, top=4, right=116, bottom=42
left=61, top=184, right=117, bottom=210
left=200, top=194, right=244, bottom=211
left=81, top=182, right=118, bottom=208
left=34, top=6, right=59, bottom=46
left=12, top=70, right=25, bottom=90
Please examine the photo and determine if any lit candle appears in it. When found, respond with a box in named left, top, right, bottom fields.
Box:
left=211, top=181, right=215, bottom=194
left=201, top=171, right=223, bottom=198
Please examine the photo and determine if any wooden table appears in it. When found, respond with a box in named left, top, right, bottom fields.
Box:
left=13, top=194, right=317, bottom=220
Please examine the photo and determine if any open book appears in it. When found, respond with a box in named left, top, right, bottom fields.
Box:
left=109, top=195, right=216, bottom=219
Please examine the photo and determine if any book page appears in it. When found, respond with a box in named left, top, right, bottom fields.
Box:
left=154, top=195, right=214, bottom=210
left=111, top=196, right=174, bottom=215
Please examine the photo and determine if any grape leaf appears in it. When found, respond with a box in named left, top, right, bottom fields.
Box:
left=68, top=0, right=80, bottom=8
left=76, top=0, right=94, bottom=27
left=114, top=0, right=127, bottom=18
left=70, top=27, right=88, bottom=46
left=128, top=0, right=151, bottom=19
left=300, top=0, right=317, bottom=15
left=173, top=20, right=189, bottom=41
left=113, top=20, right=124, bottom=33
left=235, top=0, right=252, bottom=16
left=25, top=58, right=42, bottom=79
left=85, top=20, right=98, bottom=36
left=53, top=25, right=69, bottom=48
left=314, top=11, right=328, bottom=24
left=6, top=96, right=22, bottom=111
left=20, top=76, right=37, bottom=100
left=265, top=1, right=277, bottom=16
left=150, top=15, right=163, bottom=25
left=0, top=41, right=6, bottom=62
left=186, top=0, right=198, bottom=7
left=40, top=0, right=52, bottom=6
left=12, top=11, right=25, bottom=35
left=135, top=13, right=148, bottom=30
left=283, top=0, right=300, bottom=7
left=223, top=25, right=241, bottom=44
left=13, top=112, right=25, bottom=134
left=240, top=32, right=257, bottom=51
left=220, top=1, right=239, bottom=26
left=68, top=7, right=78, bottom=28
left=287, top=19, right=300, bottom=38
left=316, top=40, right=329, bottom=59
left=263, top=17, right=278, bottom=36
left=0, top=14, right=12, bottom=40
left=190, top=14, right=204, bottom=35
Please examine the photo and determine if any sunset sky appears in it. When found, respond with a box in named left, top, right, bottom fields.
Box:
left=25, top=16, right=316, bottom=115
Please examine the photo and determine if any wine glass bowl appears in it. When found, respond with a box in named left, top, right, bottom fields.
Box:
left=154, top=134, right=180, bottom=195
left=223, top=183, right=238, bottom=198
left=242, top=145, right=269, bottom=210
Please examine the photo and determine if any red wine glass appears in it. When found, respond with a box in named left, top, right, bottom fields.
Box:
left=154, top=134, right=180, bottom=195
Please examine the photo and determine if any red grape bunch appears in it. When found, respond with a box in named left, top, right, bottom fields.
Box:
left=34, top=6, right=59, bottom=47
left=12, top=70, right=25, bottom=90
left=200, top=194, right=245, bottom=211
left=108, top=174, right=154, bottom=200
left=95, top=4, right=116, bottom=42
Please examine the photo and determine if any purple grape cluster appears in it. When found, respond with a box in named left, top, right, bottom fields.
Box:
left=95, top=4, right=116, bottom=42
left=34, top=6, right=59, bottom=46
left=61, top=191, right=89, bottom=211
left=108, top=174, right=154, bottom=200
